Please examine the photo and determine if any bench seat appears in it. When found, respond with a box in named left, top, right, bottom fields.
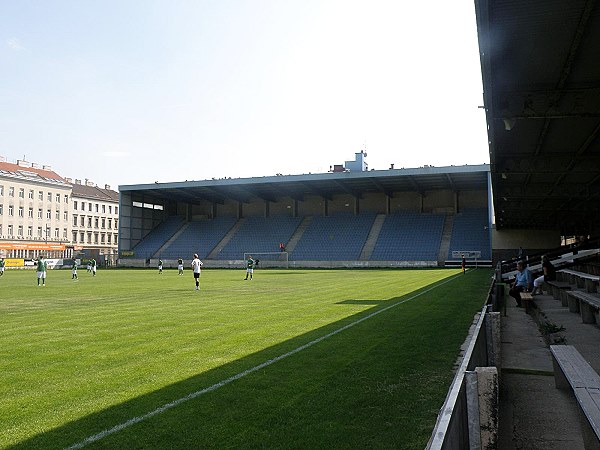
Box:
left=520, top=292, right=534, bottom=314
left=546, top=280, right=572, bottom=305
left=567, top=291, right=600, bottom=324
left=550, top=345, right=600, bottom=449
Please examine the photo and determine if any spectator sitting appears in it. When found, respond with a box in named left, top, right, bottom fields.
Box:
left=532, top=255, right=556, bottom=295
left=509, top=261, right=532, bottom=307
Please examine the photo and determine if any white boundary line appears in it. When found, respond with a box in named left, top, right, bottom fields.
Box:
left=66, top=272, right=463, bottom=449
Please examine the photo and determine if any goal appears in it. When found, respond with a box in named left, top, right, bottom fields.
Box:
left=243, top=252, right=289, bottom=269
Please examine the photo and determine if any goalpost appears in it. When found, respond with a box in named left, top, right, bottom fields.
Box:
left=243, top=252, right=289, bottom=269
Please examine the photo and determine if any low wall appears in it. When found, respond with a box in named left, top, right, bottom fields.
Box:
left=118, top=259, right=441, bottom=269
left=427, top=277, right=501, bottom=449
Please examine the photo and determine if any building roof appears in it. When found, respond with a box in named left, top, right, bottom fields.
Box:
left=120, top=164, right=489, bottom=205
left=71, top=183, right=119, bottom=202
left=475, top=0, right=600, bottom=233
left=0, top=160, right=69, bottom=186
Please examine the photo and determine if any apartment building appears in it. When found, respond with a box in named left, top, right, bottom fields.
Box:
left=0, top=159, right=72, bottom=259
left=69, top=179, right=119, bottom=265
left=0, top=156, right=119, bottom=263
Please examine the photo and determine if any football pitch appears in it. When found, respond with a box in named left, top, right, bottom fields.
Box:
left=1, top=268, right=492, bottom=449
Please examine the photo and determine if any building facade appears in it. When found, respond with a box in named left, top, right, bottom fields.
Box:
left=0, top=157, right=118, bottom=263
left=69, top=180, right=119, bottom=265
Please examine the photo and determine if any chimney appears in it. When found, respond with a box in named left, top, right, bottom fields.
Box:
left=75, top=179, right=81, bottom=185
left=31, top=163, right=41, bottom=169
left=42, top=165, right=52, bottom=171
left=104, top=184, right=111, bottom=190
left=17, top=159, right=31, bottom=168
left=0, top=155, right=5, bottom=162
left=65, top=177, right=72, bottom=183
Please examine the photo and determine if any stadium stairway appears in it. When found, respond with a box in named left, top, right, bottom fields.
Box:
left=359, top=214, right=386, bottom=260
left=285, top=216, right=312, bottom=253
left=207, top=218, right=246, bottom=259
left=437, top=214, right=454, bottom=266
left=153, top=222, right=190, bottom=258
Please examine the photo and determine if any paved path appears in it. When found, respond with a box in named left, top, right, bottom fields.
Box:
left=497, top=288, right=600, bottom=449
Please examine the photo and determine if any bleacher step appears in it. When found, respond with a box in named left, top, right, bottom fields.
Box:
left=359, top=214, right=386, bottom=260
left=285, top=216, right=312, bottom=253
left=154, top=222, right=190, bottom=258
left=207, top=218, right=246, bottom=259
left=437, top=214, right=454, bottom=265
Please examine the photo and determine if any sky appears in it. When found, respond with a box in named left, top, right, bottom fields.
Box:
left=1, top=1, right=489, bottom=189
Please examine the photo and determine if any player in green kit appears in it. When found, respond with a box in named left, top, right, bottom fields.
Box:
left=244, top=255, right=255, bottom=280
left=158, top=259, right=163, bottom=274
left=0, top=258, right=5, bottom=276
left=36, top=256, right=47, bottom=286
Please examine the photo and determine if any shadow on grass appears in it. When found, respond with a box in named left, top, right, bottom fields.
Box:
left=335, top=299, right=387, bottom=305
left=8, top=275, right=462, bottom=450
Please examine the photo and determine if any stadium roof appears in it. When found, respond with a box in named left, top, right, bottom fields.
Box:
left=475, top=0, right=600, bottom=233
left=119, top=164, right=489, bottom=205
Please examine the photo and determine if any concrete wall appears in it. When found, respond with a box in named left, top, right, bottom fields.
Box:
left=491, top=227, right=562, bottom=263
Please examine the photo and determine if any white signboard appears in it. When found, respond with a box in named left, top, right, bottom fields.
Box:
left=452, top=251, right=481, bottom=259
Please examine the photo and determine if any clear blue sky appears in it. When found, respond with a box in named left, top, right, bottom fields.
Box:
left=1, top=1, right=489, bottom=189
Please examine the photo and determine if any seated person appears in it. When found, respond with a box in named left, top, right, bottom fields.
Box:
left=509, top=261, right=532, bottom=307
left=532, top=255, right=556, bottom=295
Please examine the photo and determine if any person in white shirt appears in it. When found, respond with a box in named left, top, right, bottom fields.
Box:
left=191, top=253, right=203, bottom=291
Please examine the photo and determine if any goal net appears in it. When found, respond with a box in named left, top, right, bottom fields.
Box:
left=243, top=252, right=289, bottom=269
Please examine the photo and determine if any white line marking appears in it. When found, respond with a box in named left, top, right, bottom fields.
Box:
left=66, top=273, right=462, bottom=449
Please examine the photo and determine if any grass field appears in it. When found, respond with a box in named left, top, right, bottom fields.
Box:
left=0, top=267, right=492, bottom=449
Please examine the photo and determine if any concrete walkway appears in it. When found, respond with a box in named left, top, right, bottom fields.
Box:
left=497, top=289, right=600, bottom=449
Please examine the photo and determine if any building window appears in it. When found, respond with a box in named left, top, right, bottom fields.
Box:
left=114, top=218, right=118, bottom=229
left=108, top=218, right=112, bottom=228
left=38, top=209, right=42, bottom=219
left=80, top=232, right=84, bottom=242
left=115, top=206, right=118, bottom=215
left=63, top=228, right=67, bottom=238
left=8, top=224, right=13, bottom=236
left=37, top=227, right=43, bottom=238
left=8, top=205, right=13, bottom=216
left=56, top=193, right=60, bottom=202
left=0, top=204, right=3, bottom=215
left=102, top=204, right=106, bottom=213
left=46, top=210, right=51, bottom=219
left=54, top=228, right=59, bottom=238
left=64, top=211, right=68, bottom=221
left=18, top=225, right=23, bottom=236
left=74, top=201, right=78, bottom=210
left=88, top=203, right=92, bottom=212
left=9, top=187, right=14, bottom=197
left=55, top=210, right=60, bottom=220
left=109, top=205, right=112, bottom=214
left=107, top=234, right=112, bottom=244
left=101, top=218, right=106, bottom=228
left=18, top=207, right=23, bottom=217
left=47, top=192, right=52, bottom=202
left=64, top=194, right=69, bottom=203
left=87, top=217, right=92, bottom=227
left=0, top=185, right=3, bottom=196
left=28, top=190, right=34, bottom=199
left=27, top=226, right=33, bottom=237
left=28, top=207, right=33, bottom=218
left=94, top=217, right=99, bottom=228
left=114, top=234, right=118, bottom=245
left=38, top=191, right=43, bottom=200
left=80, top=216, right=85, bottom=227
left=87, top=232, right=92, bottom=244
left=73, top=215, right=78, bottom=226
left=72, top=231, right=78, bottom=243
left=101, top=234, right=105, bottom=244
left=95, top=204, right=99, bottom=213
left=19, top=188, right=25, bottom=198
left=94, top=233, right=99, bottom=244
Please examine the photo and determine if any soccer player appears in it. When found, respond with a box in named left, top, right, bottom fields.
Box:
left=91, top=258, right=97, bottom=277
left=244, top=255, right=255, bottom=280
left=0, top=258, right=5, bottom=276
left=178, top=257, right=184, bottom=275
left=158, top=259, right=163, bottom=274
left=37, top=256, right=47, bottom=286
left=72, top=260, right=78, bottom=280
left=191, top=254, right=203, bottom=290
left=461, top=255, right=466, bottom=274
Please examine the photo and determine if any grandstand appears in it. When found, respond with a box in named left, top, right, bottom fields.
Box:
left=118, top=164, right=493, bottom=267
